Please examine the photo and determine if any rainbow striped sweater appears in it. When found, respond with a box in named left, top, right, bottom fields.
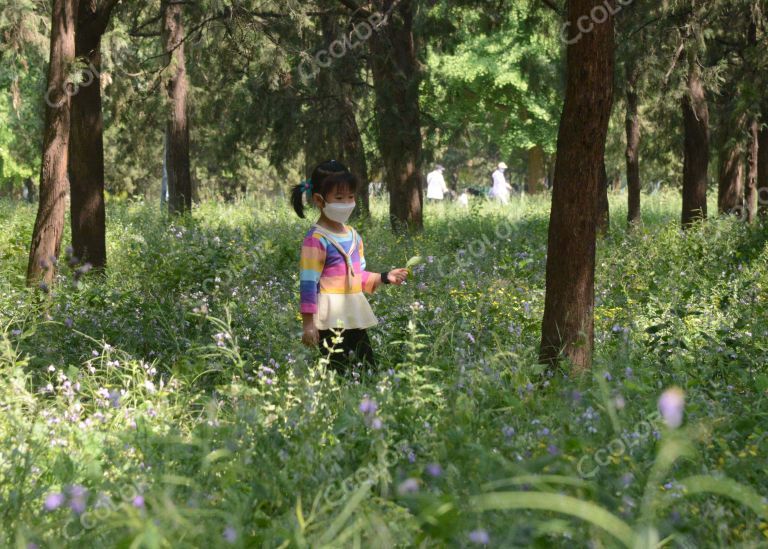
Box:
left=299, top=224, right=380, bottom=330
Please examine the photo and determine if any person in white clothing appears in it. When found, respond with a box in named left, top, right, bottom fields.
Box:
left=491, top=162, right=512, bottom=204
left=426, top=165, right=449, bottom=201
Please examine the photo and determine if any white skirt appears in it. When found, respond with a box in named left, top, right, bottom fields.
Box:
left=315, top=292, right=379, bottom=330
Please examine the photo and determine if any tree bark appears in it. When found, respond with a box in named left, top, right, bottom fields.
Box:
left=161, top=131, right=169, bottom=207
left=27, top=0, right=78, bottom=287
left=340, top=97, right=370, bottom=218
left=526, top=145, right=546, bottom=194
left=68, top=0, right=117, bottom=271
left=745, top=119, right=759, bottom=223
left=625, top=63, right=641, bottom=226
left=759, top=124, right=768, bottom=217
left=539, top=0, right=615, bottom=372
left=301, top=9, right=370, bottom=218
left=162, top=0, right=192, bottom=215
left=717, top=139, right=744, bottom=215
left=596, top=158, right=610, bottom=236
left=368, top=0, right=423, bottom=232
left=681, top=60, right=709, bottom=227
left=611, top=173, right=621, bottom=192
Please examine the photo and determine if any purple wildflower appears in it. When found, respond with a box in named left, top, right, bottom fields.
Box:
left=44, top=492, right=65, bottom=511
left=359, top=397, right=378, bottom=415
left=67, top=485, right=88, bottom=514
left=426, top=463, right=443, bottom=478
left=223, top=525, right=237, bottom=544
left=469, top=529, right=490, bottom=544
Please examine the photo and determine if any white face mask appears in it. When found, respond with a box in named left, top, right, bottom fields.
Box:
left=322, top=201, right=356, bottom=224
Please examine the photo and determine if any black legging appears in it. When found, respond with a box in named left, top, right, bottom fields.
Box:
left=318, top=328, right=377, bottom=375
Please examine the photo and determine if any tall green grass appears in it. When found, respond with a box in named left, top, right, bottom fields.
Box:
left=0, top=190, right=766, bottom=547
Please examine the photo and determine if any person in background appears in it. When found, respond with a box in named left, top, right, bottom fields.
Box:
left=491, top=162, right=511, bottom=205
left=426, top=164, right=449, bottom=202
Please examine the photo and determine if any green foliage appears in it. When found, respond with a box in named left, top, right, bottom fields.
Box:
left=1, top=194, right=767, bottom=546
left=421, top=0, right=562, bottom=181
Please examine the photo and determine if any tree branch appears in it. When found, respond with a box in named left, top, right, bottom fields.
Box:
left=539, top=0, right=563, bottom=17
left=337, top=0, right=372, bottom=19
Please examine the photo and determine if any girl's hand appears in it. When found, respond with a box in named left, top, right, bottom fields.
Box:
left=302, top=323, right=319, bottom=347
left=387, top=268, right=408, bottom=285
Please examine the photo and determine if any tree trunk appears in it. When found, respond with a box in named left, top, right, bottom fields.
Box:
left=759, top=125, right=768, bottom=217
left=596, top=158, right=610, bottom=236
left=526, top=145, right=546, bottom=194
left=681, top=61, right=709, bottom=227
left=161, top=130, right=168, bottom=207
left=539, top=0, right=615, bottom=372
left=304, top=9, right=369, bottom=218
left=162, top=0, right=192, bottom=215
left=68, top=0, right=117, bottom=271
left=611, top=173, right=621, bottom=192
left=625, top=63, right=641, bottom=226
left=368, top=0, right=423, bottom=232
left=24, top=177, right=36, bottom=203
left=340, top=97, right=370, bottom=218
left=717, top=140, right=744, bottom=215
left=27, top=0, right=78, bottom=287
left=745, top=119, right=759, bottom=223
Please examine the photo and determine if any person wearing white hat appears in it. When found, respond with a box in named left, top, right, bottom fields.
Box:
left=491, top=162, right=511, bottom=204
left=426, top=164, right=449, bottom=201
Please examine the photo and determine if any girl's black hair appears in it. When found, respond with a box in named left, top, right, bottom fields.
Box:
left=290, top=159, right=358, bottom=218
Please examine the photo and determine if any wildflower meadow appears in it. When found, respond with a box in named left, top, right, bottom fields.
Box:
left=1, top=191, right=767, bottom=547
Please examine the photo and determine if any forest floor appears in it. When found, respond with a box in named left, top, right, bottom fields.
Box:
left=1, top=191, right=767, bottom=548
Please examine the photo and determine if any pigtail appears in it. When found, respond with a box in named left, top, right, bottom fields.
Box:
left=291, top=160, right=351, bottom=219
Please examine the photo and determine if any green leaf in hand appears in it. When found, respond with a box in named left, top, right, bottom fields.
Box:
left=405, top=255, right=423, bottom=277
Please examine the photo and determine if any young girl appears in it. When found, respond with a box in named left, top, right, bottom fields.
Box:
left=291, top=160, right=408, bottom=373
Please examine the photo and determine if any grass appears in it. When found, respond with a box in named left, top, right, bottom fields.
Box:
left=0, top=189, right=767, bottom=547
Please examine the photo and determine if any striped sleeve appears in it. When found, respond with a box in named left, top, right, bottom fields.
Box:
left=358, top=234, right=381, bottom=294
left=299, top=232, right=326, bottom=313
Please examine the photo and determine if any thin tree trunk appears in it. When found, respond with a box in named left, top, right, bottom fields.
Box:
left=681, top=59, right=709, bottom=227
left=27, top=0, right=78, bottom=287
left=305, top=8, right=369, bottom=220
left=539, top=0, right=615, bottom=372
left=161, top=130, right=168, bottom=207
left=625, top=63, right=641, bottom=226
left=369, top=0, right=423, bottom=232
left=717, top=140, right=744, bottom=215
left=596, top=158, right=610, bottom=236
left=745, top=119, right=759, bottom=223
left=527, top=145, right=545, bottom=194
left=68, top=0, right=117, bottom=271
left=547, top=155, right=556, bottom=189
left=162, top=0, right=191, bottom=215
left=611, top=173, right=621, bottom=192
left=759, top=125, right=768, bottom=217
left=340, top=97, right=370, bottom=217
